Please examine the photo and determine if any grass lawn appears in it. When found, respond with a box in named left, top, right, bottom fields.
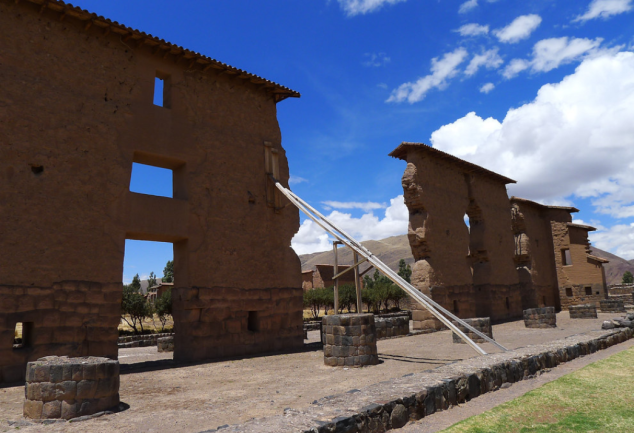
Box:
left=442, top=347, right=634, bottom=433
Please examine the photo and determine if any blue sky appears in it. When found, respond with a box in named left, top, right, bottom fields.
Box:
left=71, top=0, right=634, bottom=282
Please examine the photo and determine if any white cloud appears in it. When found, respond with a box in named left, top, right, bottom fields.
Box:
left=590, top=223, right=634, bottom=260
left=430, top=51, right=634, bottom=219
left=387, top=48, right=468, bottom=103
left=465, top=48, right=503, bottom=76
left=493, top=14, right=542, bottom=43
left=455, top=23, right=490, bottom=37
left=337, top=0, right=406, bottom=16
left=480, top=82, right=495, bottom=93
left=363, top=52, right=391, bottom=67
left=459, top=0, right=478, bottom=13
left=574, top=0, right=632, bottom=22
left=291, top=196, right=408, bottom=255
left=321, top=200, right=387, bottom=212
left=289, top=175, right=308, bottom=185
left=502, top=37, right=604, bottom=78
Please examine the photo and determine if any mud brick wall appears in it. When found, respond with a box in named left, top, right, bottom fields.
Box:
left=0, top=0, right=302, bottom=379
left=0, top=282, right=120, bottom=384
left=451, top=317, right=492, bottom=343
left=173, top=287, right=303, bottom=362
left=390, top=143, right=524, bottom=331
left=600, top=299, right=626, bottom=313
left=322, top=314, right=379, bottom=367
left=569, top=304, right=597, bottom=319
left=523, top=307, right=556, bottom=328
left=23, top=356, right=119, bottom=420
left=375, top=315, right=410, bottom=339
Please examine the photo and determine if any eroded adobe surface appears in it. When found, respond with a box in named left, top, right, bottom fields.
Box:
left=0, top=0, right=302, bottom=382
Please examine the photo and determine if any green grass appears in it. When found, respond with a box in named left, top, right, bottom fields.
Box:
left=441, top=347, right=634, bottom=433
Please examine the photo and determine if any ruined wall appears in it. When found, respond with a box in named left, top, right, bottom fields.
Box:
left=0, top=0, right=302, bottom=381
left=553, top=224, right=607, bottom=309
left=510, top=202, right=561, bottom=310
left=393, top=145, right=522, bottom=330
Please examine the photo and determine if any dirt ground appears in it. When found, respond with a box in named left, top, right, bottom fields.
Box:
left=0, top=312, right=622, bottom=433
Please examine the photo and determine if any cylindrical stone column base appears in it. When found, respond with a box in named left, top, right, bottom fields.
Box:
left=452, top=317, right=492, bottom=343
left=523, top=307, right=556, bottom=328
left=600, top=299, right=626, bottom=313
left=23, top=356, right=120, bottom=420
left=322, top=314, right=379, bottom=367
left=569, top=304, right=598, bottom=319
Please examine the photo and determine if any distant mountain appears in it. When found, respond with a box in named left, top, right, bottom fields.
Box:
left=299, top=234, right=633, bottom=286
left=589, top=246, right=634, bottom=286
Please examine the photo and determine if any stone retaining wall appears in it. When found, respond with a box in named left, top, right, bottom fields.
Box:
left=569, top=304, right=597, bottom=319
left=322, top=314, right=379, bottom=367
left=600, top=299, right=626, bottom=313
left=117, top=333, right=174, bottom=348
left=607, top=284, right=634, bottom=295
left=523, top=307, right=556, bottom=328
left=451, top=318, right=492, bottom=344
left=375, top=315, right=410, bottom=339
left=157, top=337, right=174, bottom=352
left=23, top=356, right=119, bottom=420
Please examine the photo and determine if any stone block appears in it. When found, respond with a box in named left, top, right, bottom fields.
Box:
left=23, top=399, right=43, bottom=419
left=42, top=400, right=61, bottom=418
left=76, top=380, right=97, bottom=399
left=61, top=400, right=79, bottom=420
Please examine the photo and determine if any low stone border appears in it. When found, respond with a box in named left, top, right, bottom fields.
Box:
left=157, top=336, right=174, bottom=352
left=569, top=304, right=598, bottom=319
left=117, top=333, right=174, bottom=348
left=601, top=299, right=626, bottom=313
left=523, top=307, right=556, bottom=328
left=452, top=317, right=492, bottom=344
left=375, top=315, right=410, bottom=340
left=199, top=327, right=633, bottom=432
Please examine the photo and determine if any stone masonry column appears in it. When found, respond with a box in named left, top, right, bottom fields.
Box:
left=322, top=314, right=379, bottom=367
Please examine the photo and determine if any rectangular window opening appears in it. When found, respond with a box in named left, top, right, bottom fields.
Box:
left=566, top=287, right=573, bottom=297
left=248, top=311, right=259, bottom=332
left=130, top=162, right=174, bottom=198
left=562, top=249, right=572, bottom=266
left=585, top=286, right=592, bottom=296
left=13, top=322, right=32, bottom=349
left=453, top=300, right=459, bottom=314
left=153, top=72, right=171, bottom=108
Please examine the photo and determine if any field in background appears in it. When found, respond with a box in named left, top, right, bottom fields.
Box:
left=118, top=314, right=174, bottom=334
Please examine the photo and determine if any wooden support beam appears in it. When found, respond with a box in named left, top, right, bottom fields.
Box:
left=359, top=265, right=374, bottom=277
left=354, top=252, right=362, bottom=313
left=203, top=63, right=214, bottom=72
left=332, top=257, right=368, bottom=281
left=333, top=242, right=339, bottom=314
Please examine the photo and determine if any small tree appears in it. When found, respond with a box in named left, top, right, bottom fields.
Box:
left=623, top=271, right=634, bottom=284
left=163, top=260, right=174, bottom=283
left=397, top=259, right=412, bottom=283
left=130, top=273, right=141, bottom=292
left=155, top=289, right=172, bottom=332
left=147, top=271, right=157, bottom=290
left=337, top=284, right=356, bottom=313
left=121, top=284, right=152, bottom=334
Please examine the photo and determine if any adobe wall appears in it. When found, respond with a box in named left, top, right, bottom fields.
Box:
left=553, top=224, right=607, bottom=309
left=0, top=0, right=302, bottom=381
left=510, top=202, right=561, bottom=310
left=394, top=146, right=522, bottom=330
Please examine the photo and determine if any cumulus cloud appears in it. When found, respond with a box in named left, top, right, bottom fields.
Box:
left=459, top=0, right=478, bottom=13
left=363, top=52, right=391, bottom=67
left=465, top=48, right=503, bottom=76
left=590, top=223, right=634, bottom=259
left=493, top=14, right=542, bottom=43
left=387, top=48, right=468, bottom=103
left=337, top=0, right=406, bottom=16
left=455, top=23, right=490, bottom=37
left=291, top=196, right=408, bottom=255
left=574, top=0, right=632, bottom=22
left=430, top=50, right=634, bottom=219
left=321, top=201, right=387, bottom=212
left=480, top=82, right=495, bottom=93
left=502, top=37, right=604, bottom=78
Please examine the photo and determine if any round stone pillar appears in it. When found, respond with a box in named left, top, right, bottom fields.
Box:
left=23, top=356, right=119, bottom=420
left=451, top=317, right=492, bottom=343
left=322, top=314, right=379, bottom=367
left=523, top=307, right=556, bottom=328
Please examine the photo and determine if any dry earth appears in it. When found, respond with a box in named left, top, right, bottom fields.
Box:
left=0, top=312, right=623, bottom=433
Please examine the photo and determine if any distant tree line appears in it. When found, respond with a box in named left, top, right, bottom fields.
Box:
left=303, top=259, right=412, bottom=319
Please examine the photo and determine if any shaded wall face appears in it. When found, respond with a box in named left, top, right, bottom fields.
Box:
left=0, top=1, right=302, bottom=379
left=401, top=153, right=522, bottom=328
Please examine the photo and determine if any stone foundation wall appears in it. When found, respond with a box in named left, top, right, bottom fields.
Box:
left=523, top=307, right=556, bottom=328
left=157, top=337, right=174, bottom=352
left=451, top=317, right=492, bottom=344
left=607, top=284, right=634, bottom=295
left=600, top=299, right=626, bottom=313
left=322, top=314, right=379, bottom=367
left=375, top=315, right=410, bottom=339
left=0, top=282, right=121, bottom=384
left=569, top=304, right=597, bottom=319
left=23, top=356, right=119, bottom=420
left=117, top=333, right=174, bottom=348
